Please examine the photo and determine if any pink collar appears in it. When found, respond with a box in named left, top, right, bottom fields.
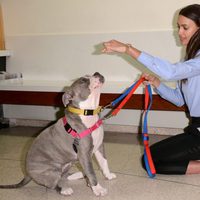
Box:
left=62, top=116, right=102, bottom=139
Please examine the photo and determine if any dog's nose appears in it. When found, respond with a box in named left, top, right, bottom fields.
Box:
left=93, top=72, right=105, bottom=83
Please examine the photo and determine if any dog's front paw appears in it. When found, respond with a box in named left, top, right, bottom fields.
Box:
left=60, top=187, right=74, bottom=196
left=105, top=172, right=117, bottom=180
left=91, top=183, right=107, bottom=196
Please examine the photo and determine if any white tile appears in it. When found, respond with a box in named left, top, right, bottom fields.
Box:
left=1, top=127, right=200, bottom=200
left=0, top=186, right=47, bottom=200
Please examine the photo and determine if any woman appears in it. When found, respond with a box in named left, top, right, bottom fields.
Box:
left=102, top=4, right=200, bottom=175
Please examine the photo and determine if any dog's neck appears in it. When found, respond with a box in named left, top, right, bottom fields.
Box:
left=78, top=88, right=101, bottom=110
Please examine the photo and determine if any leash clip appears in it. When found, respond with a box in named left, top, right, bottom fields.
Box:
left=100, top=103, right=114, bottom=121
left=101, top=113, right=114, bottom=121
left=101, top=103, right=112, bottom=111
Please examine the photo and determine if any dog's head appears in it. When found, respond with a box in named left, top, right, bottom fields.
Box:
left=62, top=72, right=105, bottom=107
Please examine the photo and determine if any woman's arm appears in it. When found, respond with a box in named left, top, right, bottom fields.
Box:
left=137, top=52, right=200, bottom=81
left=102, top=40, right=200, bottom=81
left=155, top=82, right=185, bottom=107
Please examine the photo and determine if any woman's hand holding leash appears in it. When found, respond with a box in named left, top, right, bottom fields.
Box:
left=141, top=73, right=161, bottom=88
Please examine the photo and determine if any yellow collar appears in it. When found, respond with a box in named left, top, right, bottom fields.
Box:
left=66, top=106, right=102, bottom=116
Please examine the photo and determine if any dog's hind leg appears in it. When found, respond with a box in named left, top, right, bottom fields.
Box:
left=67, top=172, right=84, bottom=180
left=56, top=178, right=74, bottom=196
left=62, top=163, right=84, bottom=181
left=30, top=170, right=61, bottom=189
left=31, top=169, right=74, bottom=196
left=56, top=163, right=76, bottom=195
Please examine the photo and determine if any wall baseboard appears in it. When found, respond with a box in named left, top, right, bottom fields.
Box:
left=8, top=118, right=183, bottom=136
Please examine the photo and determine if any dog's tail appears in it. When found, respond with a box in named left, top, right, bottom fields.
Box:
left=0, top=176, right=32, bottom=189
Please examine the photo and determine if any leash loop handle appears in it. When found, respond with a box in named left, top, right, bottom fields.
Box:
left=102, top=77, right=156, bottom=178
left=143, top=84, right=156, bottom=178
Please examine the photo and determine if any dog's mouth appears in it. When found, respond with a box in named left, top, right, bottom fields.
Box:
left=89, top=72, right=104, bottom=91
left=93, top=72, right=105, bottom=84
left=89, top=79, right=102, bottom=91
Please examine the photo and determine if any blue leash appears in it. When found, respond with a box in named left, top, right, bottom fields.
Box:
left=111, top=81, right=139, bottom=107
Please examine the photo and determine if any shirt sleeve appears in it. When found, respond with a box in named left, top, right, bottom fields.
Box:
left=154, top=82, right=185, bottom=107
left=137, top=52, right=200, bottom=81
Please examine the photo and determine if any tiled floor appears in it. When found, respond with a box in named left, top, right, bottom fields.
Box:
left=0, top=126, right=200, bottom=200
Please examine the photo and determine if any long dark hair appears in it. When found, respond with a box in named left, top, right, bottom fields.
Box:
left=179, top=4, right=200, bottom=60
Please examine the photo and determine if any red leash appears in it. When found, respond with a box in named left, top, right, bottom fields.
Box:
left=111, top=77, right=145, bottom=116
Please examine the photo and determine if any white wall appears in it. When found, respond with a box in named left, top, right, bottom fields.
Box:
left=4, top=31, right=181, bottom=81
left=1, top=0, right=197, bottom=34
left=1, top=0, right=196, bottom=80
left=0, top=0, right=197, bottom=130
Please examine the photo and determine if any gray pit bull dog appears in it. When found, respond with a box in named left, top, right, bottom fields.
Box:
left=0, top=72, right=116, bottom=196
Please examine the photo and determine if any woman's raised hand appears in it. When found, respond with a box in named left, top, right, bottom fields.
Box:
left=102, top=40, right=127, bottom=53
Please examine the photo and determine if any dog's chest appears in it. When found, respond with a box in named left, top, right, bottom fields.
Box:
left=78, top=88, right=103, bottom=152
left=80, top=115, right=104, bottom=152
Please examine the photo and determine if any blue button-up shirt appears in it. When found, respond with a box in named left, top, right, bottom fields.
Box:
left=137, top=51, right=200, bottom=117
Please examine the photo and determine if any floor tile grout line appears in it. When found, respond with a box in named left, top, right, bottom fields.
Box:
left=0, top=158, right=22, bottom=161
left=115, top=171, right=200, bottom=188
left=155, top=177, right=200, bottom=188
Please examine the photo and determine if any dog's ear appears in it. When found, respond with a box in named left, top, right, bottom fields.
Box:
left=62, top=88, right=73, bottom=107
